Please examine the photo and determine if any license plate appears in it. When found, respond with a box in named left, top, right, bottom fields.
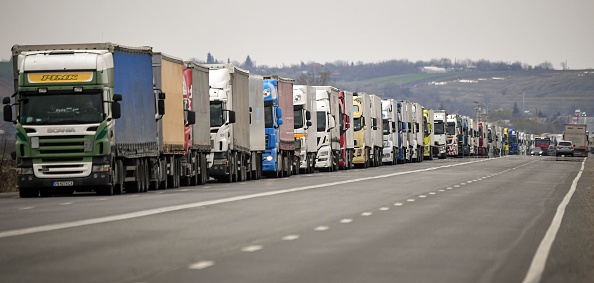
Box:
left=53, top=181, right=74, bottom=187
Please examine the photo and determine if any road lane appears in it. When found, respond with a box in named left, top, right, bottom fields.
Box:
left=0, top=156, right=589, bottom=283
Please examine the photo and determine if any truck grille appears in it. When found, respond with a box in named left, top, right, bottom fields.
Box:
left=36, top=135, right=87, bottom=155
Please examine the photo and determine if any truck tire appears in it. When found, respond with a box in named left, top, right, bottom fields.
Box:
left=158, top=158, right=168, bottom=190
left=293, top=156, right=300, bottom=175
left=285, top=155, right=292, bottom=177
left=198, top=153, right=208, bottom=185
left=136, top=158, right=146, bottom=192
left=231, top=153, right=239, bottom=182
left=190, top=152, right=198, bottom=186
left=114, top=160, right=124, bottom=195
left=239, top=154, right=247, bottom=182
left=166, top=156, right=175, bottom=189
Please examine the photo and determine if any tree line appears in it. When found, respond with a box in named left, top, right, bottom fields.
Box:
left=192, top=52, right=556, bottom=86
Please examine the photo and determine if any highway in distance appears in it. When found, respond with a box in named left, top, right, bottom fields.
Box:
left=0, top=155, right=592, bottom=283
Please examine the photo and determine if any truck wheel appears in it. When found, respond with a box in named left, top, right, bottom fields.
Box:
left=188, top=152, right=198, bottom=186
left=138, top=159, right=147, bottom=193
left=198, top=153, right=208, bottom=185
left=166, top=156, right=174, bottom=189
left=114, top=160, right=124, bottom=195
left=286, top=155, right=292, bottom=177
left=293, top=157, right=300, bottom=175
left=237, top=154, right=245, bottom=182
left=158, top=158, right=168, bottom=190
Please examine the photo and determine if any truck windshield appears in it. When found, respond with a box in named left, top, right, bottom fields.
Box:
left=210, top=102, right=224, bottom=127
left=19, top=92, right=104, bottom=125
left=294, top=105, right=303, bottom=129
left=265, top=104, right=274, bottom=128
left=447, top=122, right=456, bottom=135
left=535, top=139, right=550, bottom=147
left=316, top=111, right=326, bottom=132
left=353, top=117, right=363, bottom=132
left=382, top=119, right=390, bottom=135
left=435, top=120, right=446, bottom=135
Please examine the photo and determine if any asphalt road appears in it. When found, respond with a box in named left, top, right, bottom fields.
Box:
left=0, top=155, right=591, bottom=283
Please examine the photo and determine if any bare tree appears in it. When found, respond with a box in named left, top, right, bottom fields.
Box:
left=296, top=67, right=332, bottom=85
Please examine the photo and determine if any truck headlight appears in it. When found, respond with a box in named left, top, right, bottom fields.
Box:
left=318, top=151, right=329, bottom=157
left=92, top=165, right=110, bottom=172
left=16, top=168, right=33, bottom=175
left=265, top=156, right=274, bottom=162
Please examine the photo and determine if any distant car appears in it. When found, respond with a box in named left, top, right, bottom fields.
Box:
left=548, top=144, right=557, bottom=156
left=530, top=147, right=543, bottom=156
left=556, top=141, right=574, bottom=156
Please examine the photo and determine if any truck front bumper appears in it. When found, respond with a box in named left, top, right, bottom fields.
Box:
left=17, top=172, right=111, bottom=191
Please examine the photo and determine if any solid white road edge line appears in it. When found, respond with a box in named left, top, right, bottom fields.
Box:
left=522, top=157, right=586, bottom=283
left=0, top=158, right=493, bottom=239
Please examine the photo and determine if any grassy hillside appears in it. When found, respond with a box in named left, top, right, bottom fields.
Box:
left=337, top=70, right=594, bottom=120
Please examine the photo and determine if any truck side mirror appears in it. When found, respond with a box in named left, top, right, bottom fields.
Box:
left=186, top=110, right=196, bottom=125
left=277, top=119, right=283, bottom=126
left=228, top=110, right=236, bottom=124
left=306, top=121, right=312, bottom=127
left=113, top=94, right=123, bottom=102
left=112, top=102, right=121, bottom=119
left=392, top=122, right=397, bottom=133
left=159, top=92, right=166, bottom=100
left=276, top=108, right=282, bottom=119
left=157, top=100, right=165, bottom=116
left=3, top=104, right=12, bottom=122
left=305, top=110, right=311, bottom=120
left=327, top=115, right=336, bottom=131
left=2, top=97, right=10, bottom=104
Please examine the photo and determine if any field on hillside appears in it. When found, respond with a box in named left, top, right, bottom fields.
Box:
left=338, top=70, right=594, bottom=118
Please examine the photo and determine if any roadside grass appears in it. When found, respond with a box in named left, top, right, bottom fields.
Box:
left=0, top=137, right=17, bottom=193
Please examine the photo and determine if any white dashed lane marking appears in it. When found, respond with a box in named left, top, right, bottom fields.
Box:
left=361, top=212, right=373, bottom=216
left=241, top=245, right=263, bottom=252
left=340, top=219, right=353, bottom=224
left=315, top=226, right=329, bottom=231
left=189, top=261, right=215, bottom=270
left=282, top=235, right=300, bottom=241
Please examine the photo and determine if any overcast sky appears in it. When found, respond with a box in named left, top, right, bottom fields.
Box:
left=1, top=0, right=593, bottom=69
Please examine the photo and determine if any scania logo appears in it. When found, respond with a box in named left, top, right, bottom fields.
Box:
left=48, top=128, right=76, bottom=133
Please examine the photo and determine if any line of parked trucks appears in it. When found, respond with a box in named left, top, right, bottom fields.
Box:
left=1, top=43, right=550, bottom=198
